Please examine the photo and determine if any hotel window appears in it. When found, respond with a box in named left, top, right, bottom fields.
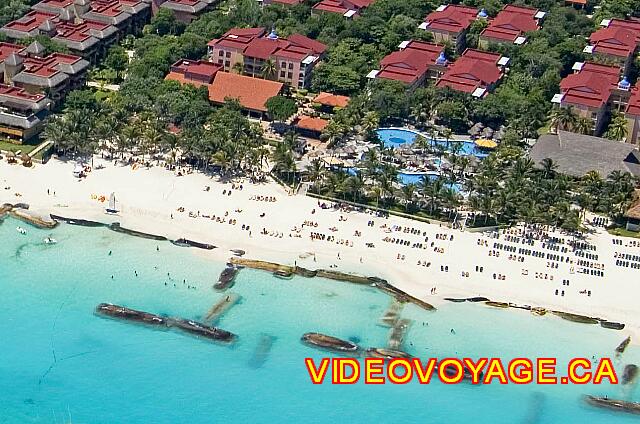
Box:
left=219, top=51, right=223, bottom=56
left=226, top=52, right=231, bottom=58
left=280, top=70, right=286, bottom=78
left=281, top=61, right=286, bottom=68
left=218, top=59, right=223, bottom=65
left=287, top=72, right=293, bottom=79
left=288, top=63, right=293, bottom=70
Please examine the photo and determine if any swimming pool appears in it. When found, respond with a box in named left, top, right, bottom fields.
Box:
left=376, top=128, right=489, bottom=158
left=398, top=171, right=463, bottom=192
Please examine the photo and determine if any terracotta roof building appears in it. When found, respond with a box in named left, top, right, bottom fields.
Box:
left=584, top=19, right=640, bottom=75
left=552, top=62, right=629, bottom=135
left=313, top=92, right=350, bottom=109
left=435, top=48, right=509, bottom=98
left=208, top=27, right=326, bottom=89
left=311, top=0, right=375, bottom=19
left=367, top=40, right=448, bottom=89
left=0, top=83, right=51, bottom=142
left=207, top=72, right=283, bottom=115
left=419, top=4, right=479, bottom=53
left=294, top=116, right=328, bottom=138
left=479, top=5, right=545, bottom=47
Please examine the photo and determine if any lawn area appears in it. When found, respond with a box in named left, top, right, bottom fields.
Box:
left=608, top=227, right=640, bottom=239
left=0, top=140, right=38, bottom=155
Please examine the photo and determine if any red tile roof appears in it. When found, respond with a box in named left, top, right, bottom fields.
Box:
left=2, top=10, right=57, bottom=34
left=435, top=49, right=503, bottom=95
left=480, top=4, right=540, bottom=43
left=208, top=72, right=283, bottom=112
left=589, top=19, right=640, bottom=58
left=0, top=42, right=25, bottom=62
left=295, top=116, right=328, bottom=132
left=312, top=0, right=375, bottom=16
left=560, top=62, right=621, bottom=108
left=165, top=59, right=221, bottom=87
left=423, top=4, right=478, bottom=34
left=627, top=86, right=640, bottom=117
left=377, top=40, right=444, bottom=84
left=207, top=27, right=266, bottom=49
left=209, top=28, right=326, bottom=62
left=0, top=83, right=46, bottom=102
left=313, top=92, right=350, bottom=108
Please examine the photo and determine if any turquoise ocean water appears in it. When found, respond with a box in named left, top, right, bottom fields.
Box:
left=1, top=216, right=639, bottom=423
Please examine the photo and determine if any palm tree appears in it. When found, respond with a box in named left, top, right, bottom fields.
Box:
left=573, top=117, right=593, bottom=135
left=540, top=158, right=557, bottom=180
left=360, top=111, right=379, bottom=139
left=261, top=58, right=277, bottom=80
left=605, top=112, right=628, bottom=141
left=305, top=158, right=325, bottom=192
left=549, top=106, right=578, bottom=133
left=399, top=184, right=417, bottom=212
left=232, top=61, right=244, bottom=75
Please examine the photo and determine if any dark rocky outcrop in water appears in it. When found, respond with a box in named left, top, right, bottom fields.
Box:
left=50, top=214, right=105, bottom=227
left=109, top=222, right=167, bottom=241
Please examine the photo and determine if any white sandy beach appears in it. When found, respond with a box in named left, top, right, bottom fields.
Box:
left=2, top=157, right=639, bottom=343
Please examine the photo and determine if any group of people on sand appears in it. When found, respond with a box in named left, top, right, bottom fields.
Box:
left=250, top=195, right=276, bottom=202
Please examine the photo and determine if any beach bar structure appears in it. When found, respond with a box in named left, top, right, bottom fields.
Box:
left=366, top=40, right=448, bottom=90
left=419, top=4, right=479, bottom=53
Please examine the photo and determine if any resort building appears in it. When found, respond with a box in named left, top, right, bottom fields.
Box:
left=530, top=130, right=640, bottom=178
left=625, top=192, right=640, bottom=232
left=418, top=4, right=479, bottom=53
left=551, top=62, right=630, bottom=136
left=207, top=27, right=326, bottom=89
left=0, top=83, right=51, bottom=142
left=435, top=49, right=509, bottom=98
left=165, top=58, right=220, bottom=87
left=366, top=40, right=448, bottom=90
left=312, top=92, right=349, bottom=112
left=625, top=87, right=640, bottom=145
left=584, top=18, right=640, bottom=75
left=1, top=0, right=150, bottom=61
left=478, top=4, right=545, bottom=47
left=165, top=58, right=284, bottom=118
left=0, top=41, right=89, bottom=102
left=156, top=0, right=217, bottom=23
left=311, top=0, right=375, bottom=19
left=293, top=115, right=328, bottom=139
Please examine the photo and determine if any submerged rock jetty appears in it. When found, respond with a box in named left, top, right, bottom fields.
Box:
left=109, top=222, right=167, bottom=241
left=229, top=257, right=436, bottom=311
left=584, top=395, right=640, bottom=415
left=301, top=332, right=359, bottom=353
left=95, top=303, right=236, bottom=343
left=214, top=265, right=241, bottom=290
left=2, top=204, right=57, bottom=228
left=50, top=214, right=105, bottom=227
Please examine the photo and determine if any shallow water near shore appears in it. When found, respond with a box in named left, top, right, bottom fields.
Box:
left=1, top=216, right=640, bottom=423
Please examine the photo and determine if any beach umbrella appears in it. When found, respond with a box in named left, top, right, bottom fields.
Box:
left=474, top=139, right=498, bottom=149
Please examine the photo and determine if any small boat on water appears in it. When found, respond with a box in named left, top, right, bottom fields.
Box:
left=273, top=269, right=293, bottom=279
left=214, top=266, right=239, bottom=290
left=301, top=332, right=359, bottom=353
left=16, top=226, right=26, bottom=234
left=616, top=336, right=632, bottom=355
left=622, top=364, right=638, bottom=385
left=95, top=303, right=168, bottom=326
left=43, top=237, right=57, bottom=244
left=584, top=395, right=640, bottom=414
left=366, top=347, right=411, bottom=360
left=171, top=318, right=236, bottom=342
